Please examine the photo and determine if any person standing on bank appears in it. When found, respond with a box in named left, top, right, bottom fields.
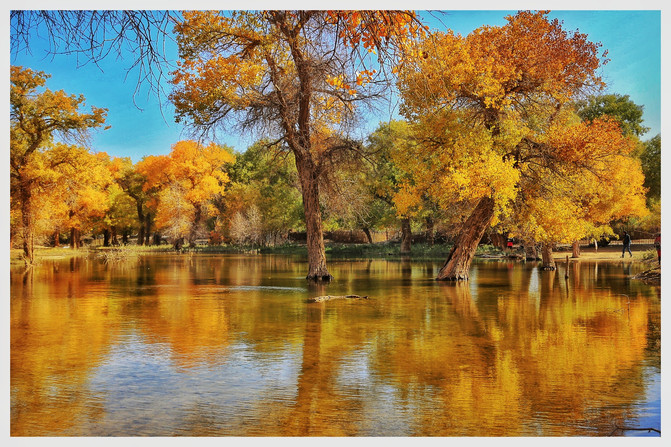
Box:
left=621, top=231, right=633, bottom=258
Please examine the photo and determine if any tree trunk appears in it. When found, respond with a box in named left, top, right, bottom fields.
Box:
left=136, top=202, right=145, bottom=246
left=111, top=226, right=119, bottom=246
left=542, top=243, right=556, bottom=270
left=70, top=227, right=80, bottom=249
left=489, top=232, right=507, bottom=251
left=426, top=217, right=435, bottom=246
left=295, top=154, right=332, bottom=281
left=571, top=241, right=580, bottom=258
left=144, top=214, right=151, bottom=245
left=524, top=242, right=540, bottom=261
left=400, top=217, right=412, bottom=254
left=103, top=228, right=111, bottom=247
left=362, top=227, right=373, bottom=244
left=437, top=197, right=495, bottom=281
left=19, top=178, right=34, bottom=265
left=53, top=230, right=60, bottom=248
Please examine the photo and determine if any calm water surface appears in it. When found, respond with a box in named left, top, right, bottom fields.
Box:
left=10, top=254, right=661, bottom=436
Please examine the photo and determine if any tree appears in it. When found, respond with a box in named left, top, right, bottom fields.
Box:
left=111, top=157, right=154, bottom=245
left=55, top=149, right=113, bottom=249
left=397, top=11, right=613, bottom=280
left=169, top=10, right=425, bottom=280
left=10, top=66, right=107, bottom=264
left=576, top=93, right=649, bottom=138
left=639, top=134, right=661, bottom=204
left=137, top=140, right=234, bottom=248
left=224, top=141, right=303, bottom=245
left=11, top=11, right=177, bottom=101
left=506, top=116, right=648, bottom=268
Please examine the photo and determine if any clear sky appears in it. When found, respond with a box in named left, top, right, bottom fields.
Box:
left=7, top=3, right=665, bottom=163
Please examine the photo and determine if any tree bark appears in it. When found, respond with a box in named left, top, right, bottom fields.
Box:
left=136, top=201, right=145, bottom=246
left=144, top=214, right=152, bottom=245
left=362, top=227, right=373, bottom=244
left=295, top=154, right=332, bottom=281
left=103, top=228, right=111, bottom=247
left=19, top=177, right=34, bottom=264
left=542, top=243, right=556, bottom=270
left=571, top=240, right=580, bottom=258
left=53, top=230, right=60, bottom=248
left=400, top=217, right=412, bottom=254
left=425, top=217, right=435, bottom=246
left=111, top=226, right=119, bottom=246
left=523, top=242, right=540, bottom=261
left=437, top=196, right=495, bottom=281
left=70, top=227, right=80, bottom=249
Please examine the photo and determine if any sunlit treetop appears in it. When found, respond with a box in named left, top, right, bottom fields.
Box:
left=170, top=10, right=425, bottom=149
left=398, top=10, right=608, bottom=124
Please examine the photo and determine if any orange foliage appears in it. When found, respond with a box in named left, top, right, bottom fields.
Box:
left=136, top=140, right=234, bottom=241
left=395, top=11, right=642, bottom=244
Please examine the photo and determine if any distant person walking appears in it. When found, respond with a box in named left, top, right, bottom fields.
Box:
left=654, top=233, right=661, bottom=264
left=621, top=231, right=632, bottom=258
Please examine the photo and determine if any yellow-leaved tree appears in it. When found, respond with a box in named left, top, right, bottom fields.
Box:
left=10, top=66, right=107, bottom=264
left=506, top=115, right=648, bottom=268
left=169, top=10, right=426, bottom=280
left=136, top=140, right=234, bottom=248
left=396, top=11, right=646, bottom=279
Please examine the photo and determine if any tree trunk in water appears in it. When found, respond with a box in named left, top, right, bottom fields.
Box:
left=362, top=227, right=373, bottom=244
left=437, top=197, right=495, bottom=281
left=295, top=155, right=332, bottom=281
left=571, top=241, right=580, bottom=258
left=400, top=217, right=412, bottom=254
left=542, top=243, right=556, bottom=270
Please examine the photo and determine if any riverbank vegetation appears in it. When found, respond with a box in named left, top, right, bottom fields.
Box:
left=10, top=11, right=660, bottom=279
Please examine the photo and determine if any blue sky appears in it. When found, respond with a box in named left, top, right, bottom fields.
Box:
left=8, top=6, right=664, bottom=163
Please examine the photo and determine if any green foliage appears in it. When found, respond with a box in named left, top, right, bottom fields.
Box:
left=222, top=141, right=304, bottom=244
left=639, top=134, right=661, bottom=202
left=576, top=94, right=649, bottom=137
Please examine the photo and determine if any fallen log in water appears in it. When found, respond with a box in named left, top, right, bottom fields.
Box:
left=632, top=267, right=661, bottom=284
left=307, top=294, right=369, bottom=303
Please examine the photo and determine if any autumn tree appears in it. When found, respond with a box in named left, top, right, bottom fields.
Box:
left=110, top=157, right=154, bottom=245
left=10, top=66, right=107, bottom=264
left=137, top=140, right=234, bottom=248
left=505, top=116, right=648, bottom=269
left=169, top=10, right=425, bottom=280
left=397, top=11, right=620, bottom=280
left=54, top=149, right=114, bottom=249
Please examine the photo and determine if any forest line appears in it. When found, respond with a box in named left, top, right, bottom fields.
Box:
left=10, top=10, right=661, bottom=280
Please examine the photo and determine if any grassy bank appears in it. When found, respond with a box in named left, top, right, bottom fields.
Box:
left=11, top=241, right=657, bottom=266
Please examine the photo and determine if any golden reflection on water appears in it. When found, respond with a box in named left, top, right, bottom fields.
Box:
left=10, top=255, right=660, bottom=436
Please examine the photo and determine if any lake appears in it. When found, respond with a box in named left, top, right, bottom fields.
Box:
left=10, top=253, right=661, bottom=436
